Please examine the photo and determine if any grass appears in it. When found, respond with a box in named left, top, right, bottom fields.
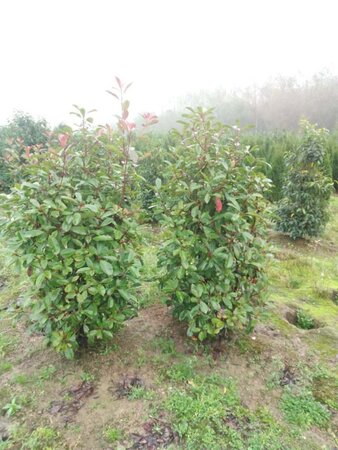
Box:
left=103, top=426, right=123, bottom=444
left=128, top=386, right=156, bottom=401
left=280, top=389, right=331, bottom=429
left=0, top=426, right=61, bottom=450
left=0, top=198, right=337, bottom=449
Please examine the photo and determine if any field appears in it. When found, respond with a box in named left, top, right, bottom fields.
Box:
left=0, top=198, right=337, bottom=450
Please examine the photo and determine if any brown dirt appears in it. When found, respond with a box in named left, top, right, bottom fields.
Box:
left=1, top=302, right=337, bottom=449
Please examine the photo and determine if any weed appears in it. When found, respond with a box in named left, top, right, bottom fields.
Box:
left=153, top=337, right=177, bottom=355
left=164, top=359, right=196, bottom=382
left=12, top=373, right=31, bottom=385
left=1, top=426, right=60, bottom=450
left=2, top=397, right=22, bottom=416
left=23, top=427, right=60, bottom=450
left=81, top=372, right=95, bottom=383
left=280, top=389, right=331, bottom=429
left=266, top=357, right=285, bottom=389
left=38, top=365, right=57, bottom=381
left=288, top=278, right=302, bottom=289
left=296, top=310, right=315, bottom=330
left=0, top=361, right=12, bottom=376
left=166, top=375, right=245, bottom=450
left=0, top=333, right=14, bottom=357
left=128, top=386, right=156, bottom=401
left=103, top=427, right=123, bottom=444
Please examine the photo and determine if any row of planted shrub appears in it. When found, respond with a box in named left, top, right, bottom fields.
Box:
left=0, top=81, right=333, bottom=358
left=136, top=127, right=338, bottom=211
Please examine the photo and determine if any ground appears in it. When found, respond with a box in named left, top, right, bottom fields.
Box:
left=0, top=199, right=337, bottom=450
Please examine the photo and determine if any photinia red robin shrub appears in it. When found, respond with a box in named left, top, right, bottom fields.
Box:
left=1, top=79, right=148, bottom=358
left=156, top=107, right=271, bottom=341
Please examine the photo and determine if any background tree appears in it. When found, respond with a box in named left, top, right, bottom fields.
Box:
left=276, top=120, right=333, bottom=239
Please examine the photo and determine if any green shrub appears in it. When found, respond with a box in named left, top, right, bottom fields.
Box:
left=276, top=120, right=333, bottom=239
left=156, top=108, right=270, bottom=341
left=0, top=112, right=49, bottom=192
left=1, top=81, right=144, bottom=358
left=242, top=131, right=294, bottom=202
left=135, top=132, right=175, bottom=222
left=330, top=132, right=338, bottom=191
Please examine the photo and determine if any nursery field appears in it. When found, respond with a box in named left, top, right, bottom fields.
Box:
left=0, top=198, right=337, bottom=450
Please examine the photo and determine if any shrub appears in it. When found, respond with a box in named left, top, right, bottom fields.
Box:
left=242, top=131, right=293, bottom=202
left=156, top=108, right=270, bottom=341
left=0, top=112, right=49, bottom=192
left=1, top=80, right=144, bottom=358
left=135, top=132, right=177, bottom=222
left=329, top=132, right=338, bottom=192
left=276, top=120, right=333, bottom=239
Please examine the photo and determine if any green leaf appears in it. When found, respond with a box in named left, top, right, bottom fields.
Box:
left=99, top=260, right=113, bottom=276
left=73, top=213, right=81, bottom=226
left=191, top=284, right=203, bottom=298
left=21, top=230, right=44, bottom=238
left=118, top=289, right=130, bottom=301
left=72, top=227, right=87, bottom=235
left=200, top=301, right=209, bottom=314
left=155, top=178, right=162, bottom=189
left=94, top=235, right=113, bottom=241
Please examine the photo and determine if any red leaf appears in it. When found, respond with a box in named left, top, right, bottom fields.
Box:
left=215, top=198, right=223, bottom=212
left=58, top=134, right=69, bottom=148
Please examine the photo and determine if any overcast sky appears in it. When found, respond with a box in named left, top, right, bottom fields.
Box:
left=1, top=0, right=337, bottom=126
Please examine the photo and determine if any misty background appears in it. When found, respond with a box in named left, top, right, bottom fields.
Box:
left=1, top=0, right=338, bottom=131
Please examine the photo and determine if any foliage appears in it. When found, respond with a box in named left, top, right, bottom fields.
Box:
left=156, top=108, right=270, bottom=341
left=0, top=112, right=49, bottom=192
left=135, top=132, right=173, bottom=221
left=295, top=309, right=315, bottom=330
left=2, top=397, right=22, bottom=416
left=280, top=389, right=331, bottom=429
left=0, top=79, right=146, bottom=358
left=242, top=132, right=295, bottom=201
left=329, top=132, right=338, bottom=191
left=276, top=120, right=333, bottom=239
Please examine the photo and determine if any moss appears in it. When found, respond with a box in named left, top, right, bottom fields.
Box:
left=264, top=309, right=297, bottom=336
left=304, top=328, right=338, bottom=359
left=312, top=375, right=338, bottom=410
left=235, top=335, right=267, bottom=356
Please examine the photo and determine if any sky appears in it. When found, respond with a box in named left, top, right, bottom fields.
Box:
left=0, top=0, right=337, bottom=126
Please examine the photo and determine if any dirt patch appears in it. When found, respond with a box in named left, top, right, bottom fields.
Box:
left=130, top=416, right=178, bottom=449
left=0, top=417, right=10, bottom=443
left=49, top=381, right=95, bottom=423
left=279, top=364, right=298, bottom=386
left=113, top=376, right=145, bottom=398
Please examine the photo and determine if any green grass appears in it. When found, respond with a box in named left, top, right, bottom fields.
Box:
left=166, top=375, right=244, bottom=450
left=0, top=426, right=61, bottom=450
left=163, top=358, right=196, bottom=382
left=0, top=198, right=337, bottom=450
left=128, top=386, right=156, bottom=401
left=103, top=426, right=123, bottom=444
left=280, top=390, right=331, bottom=429
left=166, top=374, right=308, bottom=450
